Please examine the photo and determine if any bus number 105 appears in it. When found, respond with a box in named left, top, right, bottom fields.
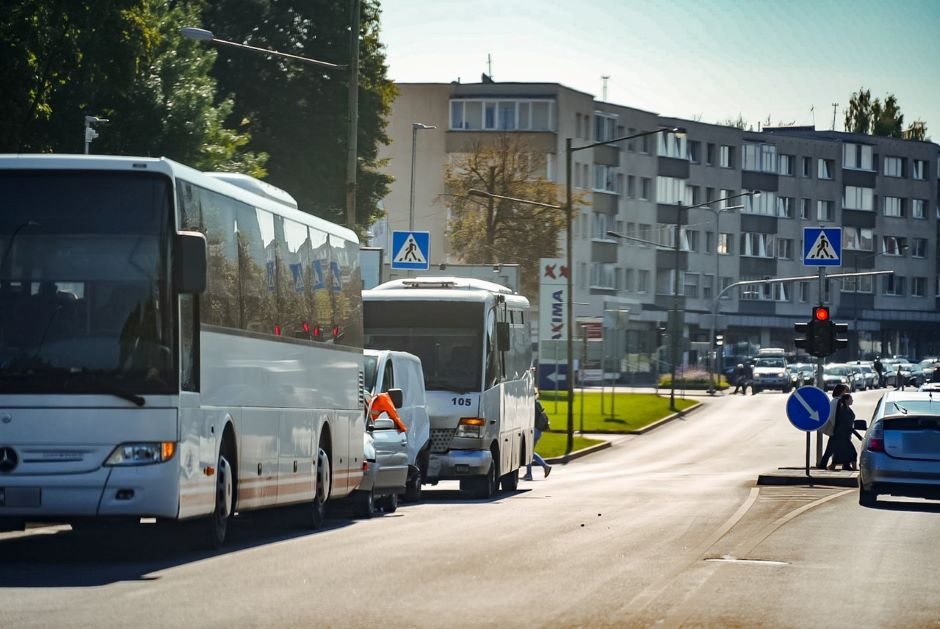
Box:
left=452, top=397, right=472, bottom=407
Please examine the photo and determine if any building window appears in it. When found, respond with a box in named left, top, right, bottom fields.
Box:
left=912, top=238, right=927, bottom=258
left=449, top=99, right=554, bottom=131
left=579, top=262, right=587, bottom=289
left=626, top=222, right=637, bottom=241
left=705, top=143, right=715, bottom=166
left=841, top=275, right=873, bottom=293
left=842, top=143, right=873, bottom=170
left=843, top=227, right=874, bottom=251
left=742, top=142, right=777, bottom=172
left=843, top=186, right=874, bottom=211
left=685, top=229, right=698, bottom=253
left=742, top=189, right=777, bottom=216
left=913, top=199, right=927, bottom=219
left=684, top=273, right=700, bottom=298
left=882, top=236, right=907, bottom=256
left=720, top=145, right=734, bottom=168
left=590, top=263, right=615, bottom=289
left=624, top=268, right=634, bottom=292
left=883, top=156, right=903, bottom=177
left=638, top=224, right=652, bottom=246
left=817, top=200, right=834, bottom=222
left=627, top=175, right=636, bottom=198
left=688, top=185, right=701, bottom=205
left=593, top=165, right=616, bottom=193
left=705, top=231, right=715, bottom=254
left=912, top=277, right=927, bottom=297
left=720, top=276, right=733, bottom=299
left=688, top=141, right=701, bottom=163
left=717, top=233, right=733, bottom=255
left=720, top=188, right=737, bottom=209
left=626, top=128, right=636, bottom=151
left=656, top=269, right=685, bottom=296
left=740, top=233, right=775, bottom=258
left=591, top=213, right=609, bottom=240
left=777, top=196, right=794, bottom=218
left=656, top=176, right=688, bottom=205
left=883, top=196, right=904, bottom=217
left=818, top=158, right=834, bottom=180
left=640, top=178, right=651, bottom=200
left=777, top=238, right=794, bottom=259
left=912, top=159, right=927, bottom=180
left=594, top=112, right=618, bottom=142
left=778, top=154, right=794, bottom=176
left=637, top=270, right=649, bottom=294
left=800, top=198, right=812, bottom=220
left=799, top=282, right=809, bottom=302
left=658, top=131, right=687, bottom=160
left=640, top=134, right=651, bottom=154
left=703, top=274, right=714, bottom=299
left=801, top=156, right=812, bottom=177
left=883, top=274, right=905, bottom=296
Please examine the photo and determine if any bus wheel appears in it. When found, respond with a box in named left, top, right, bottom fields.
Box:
left=467, top=456, right=499, bottom=499
left=202, top=451, right=233, bottom=549
left=307, top=447, right=330, bottom=529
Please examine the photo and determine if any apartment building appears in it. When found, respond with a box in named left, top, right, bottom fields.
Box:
left=375, top=81, right=940, bottom=378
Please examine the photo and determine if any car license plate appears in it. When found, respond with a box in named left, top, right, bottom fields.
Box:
left=0, top=487, right=42, bottom=508
left=905, top=434, right=940, bottom=456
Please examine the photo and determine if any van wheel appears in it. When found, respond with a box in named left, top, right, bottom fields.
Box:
left=467, top=457, right=499, bottom=499
left=380, top=492, right=398, bottom=513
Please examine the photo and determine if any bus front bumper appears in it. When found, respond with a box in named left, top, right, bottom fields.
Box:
left=0, top=463, right=181, bottom=521
left=427, top=449, right=493, bottom=481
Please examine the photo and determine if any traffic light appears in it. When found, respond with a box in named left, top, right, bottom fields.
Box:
left=833, top=322, right=849, bottom=352
left=794, top=320, right=814, bottom=353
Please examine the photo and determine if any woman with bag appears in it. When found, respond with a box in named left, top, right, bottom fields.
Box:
left=524, top=395, right=553, bottom=481
left=829, top=393, right=859, bottom=471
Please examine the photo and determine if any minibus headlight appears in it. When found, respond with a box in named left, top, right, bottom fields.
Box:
left=456, top=418, right=485, bottom=438
left=105, top=442, right=176, bottom=466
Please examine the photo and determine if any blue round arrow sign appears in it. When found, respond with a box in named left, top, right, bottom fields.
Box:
left=786, top=386, right=831, bottom=431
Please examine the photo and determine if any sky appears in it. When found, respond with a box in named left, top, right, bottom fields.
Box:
left=379, top=0, right=940, bottom=133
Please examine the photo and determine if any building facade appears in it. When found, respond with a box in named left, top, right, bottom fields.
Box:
left=375, top=81, right=940, bottom=379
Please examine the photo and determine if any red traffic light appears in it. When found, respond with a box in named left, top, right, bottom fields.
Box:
left=813, top=306, right=830, bottom=322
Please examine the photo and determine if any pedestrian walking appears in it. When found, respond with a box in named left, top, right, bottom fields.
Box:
left=829, top=393, right=860, bottom=471
left=895, top=364, right=905, bottom=391
left=524, top=396, right=552, bottom=480
left=873, top=356, right=884, bottom=387
left=818, top=384, right=849, bottom=469
left=732, top=363, right=746, bottom=394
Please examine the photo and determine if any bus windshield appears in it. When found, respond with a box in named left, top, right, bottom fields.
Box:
left=364, top=301, right=483, bottom=393
left=0, top=171, right=176, bottom=395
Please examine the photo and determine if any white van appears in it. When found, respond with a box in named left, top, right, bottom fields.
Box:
left=363, top=350, right=431, bottom=500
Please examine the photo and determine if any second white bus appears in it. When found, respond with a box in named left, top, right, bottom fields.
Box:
left=363, top=277, right=534, bottom=497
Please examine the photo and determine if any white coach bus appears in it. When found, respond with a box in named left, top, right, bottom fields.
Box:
left=0, top=155, right=364, bottom=546
left=363, top=277, right=534, bottom=498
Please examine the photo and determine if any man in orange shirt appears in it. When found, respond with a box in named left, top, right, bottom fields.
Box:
left=367, top=392, right=408, bottom=433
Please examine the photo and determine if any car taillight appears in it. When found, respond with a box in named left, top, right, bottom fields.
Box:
left=867, top=437, right=885, bottom=453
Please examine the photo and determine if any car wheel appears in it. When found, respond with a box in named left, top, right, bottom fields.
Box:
left=353, top=488, right=374, bottom=519
left=381, top=492, right=398, bottom=514
left=859, top=485, right=878, bottom=507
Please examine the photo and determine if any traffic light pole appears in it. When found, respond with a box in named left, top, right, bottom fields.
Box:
left=815, top=268, right=826, bottom=465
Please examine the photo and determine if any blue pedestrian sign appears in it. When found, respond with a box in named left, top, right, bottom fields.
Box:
left=390, top=231, right=430, bottom=271
left=803, top=227, right=842, bottom=266
left=786, top=386, right=831, bottom=431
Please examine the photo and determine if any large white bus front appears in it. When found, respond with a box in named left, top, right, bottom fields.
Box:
left=0, top=163, right=201, bottom=530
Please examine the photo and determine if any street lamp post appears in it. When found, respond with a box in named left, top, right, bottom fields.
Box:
left=565, top=127, right=680, bottom=453
left=179, top=25, right=356, bottom=230
left=409, top=123, right=437, bottom=231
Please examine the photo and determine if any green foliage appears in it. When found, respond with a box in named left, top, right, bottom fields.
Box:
left=445, top=134, right=566, bottom=299
left=201, top=0, right=395, bottom=231
left=844, top=87, right=928, bottom=140
left=0, top=0, right=266, bottom=175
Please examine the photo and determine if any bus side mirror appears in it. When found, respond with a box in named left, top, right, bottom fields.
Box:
left=387, top=388, right=404, bottom=409
left=175, top=231, right=207, bottom=294
left=497, top=321, right=510, bottom=351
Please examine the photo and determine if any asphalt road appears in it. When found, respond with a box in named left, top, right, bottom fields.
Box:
left=2, top=387, right=939, bottom=628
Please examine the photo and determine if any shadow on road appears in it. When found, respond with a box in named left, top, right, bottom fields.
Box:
left=866, top=498, right=940, bottom=514
left=0, top=507, right=355, bottom=589
left=409, top=486, right=532, bottom=505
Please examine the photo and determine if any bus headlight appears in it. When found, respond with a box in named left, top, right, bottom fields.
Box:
left=105, top=442, right=176, bottom=466
left=456, top=418, right=485, bottom=438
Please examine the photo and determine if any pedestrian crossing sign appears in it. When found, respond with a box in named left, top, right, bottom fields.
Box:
left=390, top=230, right=430, bottom=270
left=802, top=227, right=842, bottom=266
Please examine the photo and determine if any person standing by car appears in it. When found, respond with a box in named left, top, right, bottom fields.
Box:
left=818, top=384, right=848, bottom=469
left=745, top=361, right=756, bottom=395
left=829, top=393, right=860, bottom=471
left=732, top=364, right=746, bottom=394
left=895, top=364, right=905, bottom=391
left=873, top=356, right=884, bottom=387
left=524, top=396, right=552, bottom=481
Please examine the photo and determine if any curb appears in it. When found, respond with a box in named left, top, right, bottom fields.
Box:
left=545, top=440, right=611, bottom=465
left=757, top=471, right=859, bottom=488
left=629, top=400, right=704, bottom=434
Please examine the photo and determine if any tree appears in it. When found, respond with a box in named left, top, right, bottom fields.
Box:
left=717, top=114, right=751, bottom=131
left=844, top=87, right=927, bottom=140
left=445, top=134, right=566, bottom=299
left=201, top=0, right=395, bottom=231
left=0, top=0, right=266, bottom=174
